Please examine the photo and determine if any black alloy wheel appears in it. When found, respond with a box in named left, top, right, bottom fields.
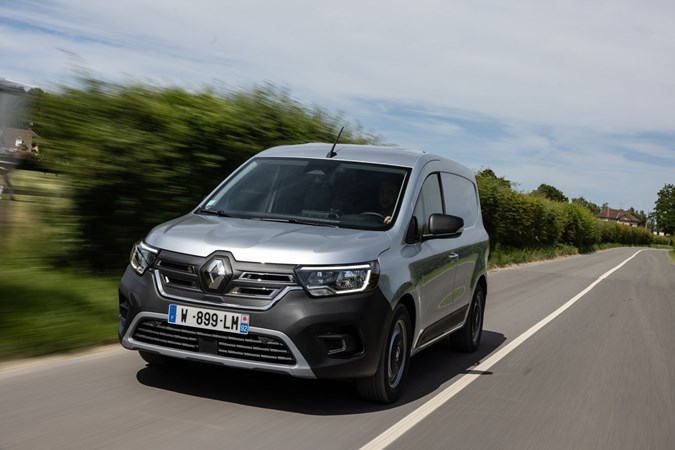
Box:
left=451, top=284, right=484, bottom=353
left=357, top=304, right=412, bottom=403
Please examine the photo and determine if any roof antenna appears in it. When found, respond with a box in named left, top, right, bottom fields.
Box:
left=326, top=126, right=344, bottom=158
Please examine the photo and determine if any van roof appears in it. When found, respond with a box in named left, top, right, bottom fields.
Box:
left=259, top=143, right=471, bottom=177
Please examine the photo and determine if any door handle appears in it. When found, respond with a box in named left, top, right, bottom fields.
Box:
left=448, top=252, right=459, bottom=262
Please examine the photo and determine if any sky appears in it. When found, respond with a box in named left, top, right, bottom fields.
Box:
left=1, top=0, right=673, bottom=213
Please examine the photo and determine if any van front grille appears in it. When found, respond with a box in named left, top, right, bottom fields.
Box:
left=133, top=320, right=296, bottom=365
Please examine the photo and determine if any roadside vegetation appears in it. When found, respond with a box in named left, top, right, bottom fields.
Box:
left=0, top=79, right=671, bottom=360
left=0, top=171, right=119, bottom=360
left=476, top=169, right=672, bottom=268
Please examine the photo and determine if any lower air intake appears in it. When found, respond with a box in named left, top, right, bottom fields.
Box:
left=133, top=320, right=296, bottom=365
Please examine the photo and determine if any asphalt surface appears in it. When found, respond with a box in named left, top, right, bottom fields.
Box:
left=1, top=247, right=673, bottom=450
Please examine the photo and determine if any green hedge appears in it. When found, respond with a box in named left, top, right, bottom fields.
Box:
left=33, top=82, right=380, bottom=272
left=476, top=171, right=661, bottom=251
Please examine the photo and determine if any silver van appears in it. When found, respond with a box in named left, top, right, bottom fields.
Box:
left=119, top=143, right=489, bottom=402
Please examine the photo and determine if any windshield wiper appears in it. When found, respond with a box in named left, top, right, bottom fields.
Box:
left=197, top=210, right=338, bottom=227
left=255, top=217, right=339, bottom=227
left=196, top=208, right=237, bottom=218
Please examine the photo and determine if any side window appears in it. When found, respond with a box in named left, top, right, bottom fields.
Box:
left=412, top=173, right=444, bottom=235
left=441, top=173, right=478, bottom=227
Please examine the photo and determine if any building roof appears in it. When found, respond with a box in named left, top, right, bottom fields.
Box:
left=597, top=207, right=639, bottom=223
left=1, top=128, right=40, bottom=149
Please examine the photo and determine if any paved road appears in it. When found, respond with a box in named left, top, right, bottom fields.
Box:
left=1, top=248, right=673, bottom=449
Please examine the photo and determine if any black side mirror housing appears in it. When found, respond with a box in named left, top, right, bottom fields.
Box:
left=424, top=213, right=464, bottom=240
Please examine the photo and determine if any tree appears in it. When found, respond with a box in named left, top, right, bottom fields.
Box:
left=533, top=184, right=568, bottom=203
left=627, top=207, right=647, bottom=227
left=571, top=197, right=601, bottom=216
left=654, top=184, right=675, bottom=234
left=647, top=211, right=657, bottom=232
left=475, top=168, right=512, bottom=190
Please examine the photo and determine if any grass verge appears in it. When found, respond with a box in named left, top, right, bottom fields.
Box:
left=489, top=242, right=672, bottom=269
left=488, top=244, right=579, bottom=269
left=0, top=267, right=119, bottom=361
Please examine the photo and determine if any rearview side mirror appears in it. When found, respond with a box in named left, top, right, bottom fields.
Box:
left=423, top=213, right=464, bottom=240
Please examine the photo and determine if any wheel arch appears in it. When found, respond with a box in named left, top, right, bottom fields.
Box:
left=395, top=293, right=416, bottom=341
left=476, top=275, right=487, bottom=306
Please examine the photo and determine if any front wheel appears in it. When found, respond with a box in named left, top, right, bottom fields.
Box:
left=139, top=350, right=175, bottom=366
left=451, top=284, right=485, bottom=352
left=357, top=304, right=411, bottom=403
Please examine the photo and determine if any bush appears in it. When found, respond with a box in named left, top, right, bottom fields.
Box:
left=562, top=203, right=599, bottom=250
left=598, top=221, right=655, bottom=246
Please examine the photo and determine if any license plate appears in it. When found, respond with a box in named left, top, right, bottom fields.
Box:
left=168, top=304, right=250, bottom=334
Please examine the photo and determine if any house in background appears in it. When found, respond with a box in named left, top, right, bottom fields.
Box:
left=1, top=128, right=40, bottom=152
left=597, top=207, right=640, bottom=227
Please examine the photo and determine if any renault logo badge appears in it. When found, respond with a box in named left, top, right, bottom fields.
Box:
left=202, top=257, right=232, bottom=291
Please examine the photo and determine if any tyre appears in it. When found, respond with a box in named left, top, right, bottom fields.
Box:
left=357, top=304, right=411, bottom=403
left=139, top=350, right=175, bottom=366
left=451, top=284, right=485, bottom=353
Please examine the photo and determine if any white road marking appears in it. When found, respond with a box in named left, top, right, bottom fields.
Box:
left=360, top=249, right=644, bottom=450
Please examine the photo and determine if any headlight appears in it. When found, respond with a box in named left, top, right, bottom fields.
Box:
left=295, top=261, right=380, bottom=296
left=130, top=240, right=158, bottom=275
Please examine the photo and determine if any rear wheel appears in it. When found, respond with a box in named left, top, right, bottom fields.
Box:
left=451, top=284, right=485, bottom=353
left=357, top=304, right=411, bottom=403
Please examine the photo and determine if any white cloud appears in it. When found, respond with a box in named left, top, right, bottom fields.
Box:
left=1, top=0, right=673, bottom=212
left=5, top=0, right=675, bottom=130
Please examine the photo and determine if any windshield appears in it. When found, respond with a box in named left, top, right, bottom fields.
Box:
left=199, top=157, right=410, bottom=230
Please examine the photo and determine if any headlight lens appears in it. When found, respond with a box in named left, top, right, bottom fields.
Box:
left=295, top=261, right=380, bottom=296
left=130, top=240, right=158, bottom=275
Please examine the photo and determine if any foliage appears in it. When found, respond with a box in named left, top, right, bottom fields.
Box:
left=475, top=170, right=511, bottom=245
left=32, top=81, right=381, bottom=272
left=627, top=207, right=648, bottom=227
left=571, top=197, right=601, bottom=216
left=0, top=268, right=119, bottom=359
left=561, top=203, right=599, bottom=250
left=597, top=220, right=653, bottom=246
left=0, top=170, right=75, bottom=264
left=654, top=183, right=675, bottom=234
left=476, top=168, right=662, bottom=253
left=0, top=171, right=118, bottom=360
left=476, top=168, right=512, bottom=190
left=533, top=183, right=568, bottom=203
left=488, top=243, right=579, bottom=268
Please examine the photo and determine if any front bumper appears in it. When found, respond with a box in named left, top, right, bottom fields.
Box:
left=118, top=265, right=392, bottom=380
